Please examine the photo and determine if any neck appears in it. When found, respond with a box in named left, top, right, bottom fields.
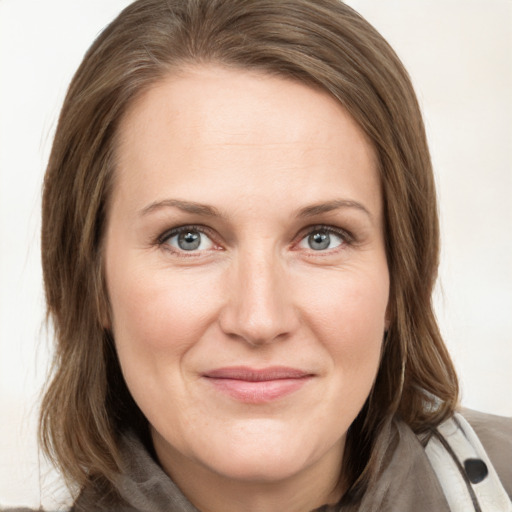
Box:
left=187, top=477, right=343, bottom=512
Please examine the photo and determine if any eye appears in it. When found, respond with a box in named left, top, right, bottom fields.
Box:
left=162, top=227, right=215, bottom=252
left=298, top=227, right=345, bottom=251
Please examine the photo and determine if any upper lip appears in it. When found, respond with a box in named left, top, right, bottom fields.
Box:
left=203, top=366, right=313, bottom=381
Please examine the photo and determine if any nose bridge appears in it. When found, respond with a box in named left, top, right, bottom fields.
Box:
left=220, top=243, right=296, bottom=345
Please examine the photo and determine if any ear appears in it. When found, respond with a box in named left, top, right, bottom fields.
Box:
left=97, top=294, right=112, bottom=331
left=95, top=258, right=112, bottom=331
left=384, top=299, right=394, bottom=331
left=97, top=282, right=113, bottom=331
left=100, top=304, right=111, bottom=331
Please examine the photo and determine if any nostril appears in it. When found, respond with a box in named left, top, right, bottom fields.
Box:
left=217, top=258, right=299, bottom=345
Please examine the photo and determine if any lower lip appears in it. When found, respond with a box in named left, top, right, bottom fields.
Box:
left=205, top=377, right=312, bottom=404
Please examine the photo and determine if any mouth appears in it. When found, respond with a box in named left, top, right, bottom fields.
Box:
left=202, top=366, right=314, bottom=403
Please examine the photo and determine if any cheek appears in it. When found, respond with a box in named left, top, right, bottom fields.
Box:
left=302, top=262, right=388, bottom=323
left=297, top=265, right=388, bottom=374
left=107, top=258, right=221, bottom=360
left=106, top=260, right=225, bottom=422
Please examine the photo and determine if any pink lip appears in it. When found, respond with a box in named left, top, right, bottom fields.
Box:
left=203, top=366, right=313, bottom=404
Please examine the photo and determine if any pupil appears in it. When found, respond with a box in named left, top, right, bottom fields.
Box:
left=178, top=231, right=201, bottom=250
left=309, top=231, right=330, bottom=250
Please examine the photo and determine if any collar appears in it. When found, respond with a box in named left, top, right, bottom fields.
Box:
left=74, top=418, right=451, bottom=512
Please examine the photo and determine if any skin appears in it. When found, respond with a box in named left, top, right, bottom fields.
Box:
left=104, top=65, right=390, bottom=512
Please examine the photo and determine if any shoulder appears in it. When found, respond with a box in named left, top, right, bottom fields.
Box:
left=462, top=407, right=512, bottom=444
left=421, top=408, right=512, bottom=511
left=0, top=509, right=44, bottom=511
left=461, top=408, right=512, bottom=496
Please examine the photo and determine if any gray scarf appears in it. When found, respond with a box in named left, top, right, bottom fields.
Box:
left=73, top=417, right=453, bottom=512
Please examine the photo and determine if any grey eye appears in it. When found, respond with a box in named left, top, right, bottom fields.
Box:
left=178, top=230, right=201, bottom=250
left=166, top=229, right=214, bottom=251
left=298, top=229, right=343, bottom=251
left=308, top=231, right=331, bottom=250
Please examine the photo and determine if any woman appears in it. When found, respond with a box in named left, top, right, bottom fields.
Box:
left=33, top=0, right=511, bottom=511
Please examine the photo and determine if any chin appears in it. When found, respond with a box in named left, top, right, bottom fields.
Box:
left=191, top=419, right=344, bottom=484
left=204, top=447, right=313, bottom=483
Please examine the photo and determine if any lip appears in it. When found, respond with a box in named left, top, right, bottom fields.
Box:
left=202, top=366, right=314, bottom=404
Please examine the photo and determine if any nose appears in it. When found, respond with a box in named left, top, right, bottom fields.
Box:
left=218, top=248, right=299, bottom=346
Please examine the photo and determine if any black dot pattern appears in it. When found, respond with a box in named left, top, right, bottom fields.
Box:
left=464, top=458, right=488, bottom=484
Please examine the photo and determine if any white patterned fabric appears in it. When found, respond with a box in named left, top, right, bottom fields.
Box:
left=425, top=413, right=512, bottom=512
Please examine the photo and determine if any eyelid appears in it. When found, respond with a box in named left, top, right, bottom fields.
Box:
left=155, top=223, right=354, bottom=256
left=157, top=224, right=220, bottom=253
left=294, top=224, right=354, bottom=250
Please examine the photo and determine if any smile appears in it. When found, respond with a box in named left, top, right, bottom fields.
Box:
left=203, top=366, right=314, bottom=404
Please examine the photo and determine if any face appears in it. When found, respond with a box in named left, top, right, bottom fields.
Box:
left=105, top=65, right=389, bottom=501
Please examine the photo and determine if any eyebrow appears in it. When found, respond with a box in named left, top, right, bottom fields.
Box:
left=140, top=199, right=222, bottom=217
left=297, top=199, right=372, bottom=219
left=139, top=198, right=372, bottom=220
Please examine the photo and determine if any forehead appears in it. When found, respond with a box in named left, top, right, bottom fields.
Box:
left=114, top=65, right=380, bottom=219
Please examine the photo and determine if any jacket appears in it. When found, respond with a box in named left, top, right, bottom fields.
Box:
left=4, top=410, right=511, bottom=511
left=69, top=409, right=512, bottom=512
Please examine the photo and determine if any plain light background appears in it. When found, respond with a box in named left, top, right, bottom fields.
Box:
left=1, top=0, right=511, bottom=509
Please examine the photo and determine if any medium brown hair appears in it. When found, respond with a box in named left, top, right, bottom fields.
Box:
left=40, top=0, right=458, bottom=501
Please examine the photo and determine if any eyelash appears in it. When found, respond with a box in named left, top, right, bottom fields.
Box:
left=298, top=224, right=354, bottom=252
left=157, top=224, right=220, bottom=256
left=156, top=224, right=354, bottom=256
